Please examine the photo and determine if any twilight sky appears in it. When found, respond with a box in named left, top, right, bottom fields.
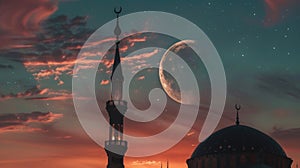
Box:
left=0, top=0, right=300, bottom=168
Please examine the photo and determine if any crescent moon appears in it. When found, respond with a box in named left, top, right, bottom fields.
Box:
left=159, top=40, right=195, bottom=104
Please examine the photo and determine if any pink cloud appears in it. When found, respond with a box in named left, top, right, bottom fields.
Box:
left=0, top=125, right=44, bottom=134
left=0, top=0, right=58, bottom=49
left=123, top=49, right=159, bottom=62
left=0, top=85, right=73, bottom=102
left=131, top=160, right=160, bottom=166
left=0, top=111, right=63, bottom=134
left=24, top=60, right=75, bottom=85
left=25, top=90, right=73, bottom=101
left=0, top=85, right=49, bottom=101
left=100, top=79, right=110, bottom=85
left=137, top=75, right=145, bottom=80
left=263, top=0, right=300, bottom=26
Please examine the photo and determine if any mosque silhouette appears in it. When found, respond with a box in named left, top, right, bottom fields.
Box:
left=104, top=7, right=294, bottom=168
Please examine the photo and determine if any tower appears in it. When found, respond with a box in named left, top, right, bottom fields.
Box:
left=105, top=7, right=127, bottom=168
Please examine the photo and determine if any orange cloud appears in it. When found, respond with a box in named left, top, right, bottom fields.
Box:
left=0, top=111, right=63, bottom=134
left=0, top=85, right=49, bottom=101
left=23, top=48, right=159, bottom=85
left=123, top=49, right=159, bottom=62
left=137, top=75, right=145, bottom=80
left=128, top=37, right=147, bottom=43
left=0, top=0, right=58, bottom=49
left=0, top=85, right=74, bottom=102
left=24, top=60, right=75, bottom=85
left=100, top=79, right=110, bottom=85
left=0, top=111, right=63, bottom=124
left=25, top=90, right=73, bottom=101
left=131, top=160, right=160, bottom=166
left=0, top=125, right=44, bottom=134
left=186, top=131, right=195, bottom=137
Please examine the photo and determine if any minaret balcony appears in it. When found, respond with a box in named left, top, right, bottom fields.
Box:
left=106, top=100, right=127, bottom=116
left=105, top=140, right=128, bottom=155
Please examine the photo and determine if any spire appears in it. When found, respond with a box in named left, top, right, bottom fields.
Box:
left=110, top=7, right=124, bottom=101
left=111, top=7, right=123, bottom=81
left=160, top=162, right=162, bottom=168
left=110, top=40, right=123, bottom=80
left=114, top=7, right=122, bottom=41
left=235, top=104, right=241, bottom=125
left=167, top=160, right=169, bottom=168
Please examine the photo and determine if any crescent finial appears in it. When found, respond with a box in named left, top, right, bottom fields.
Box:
left=235, top=104, right=241, bottom=110
left=235, top=104, right=241, bottom=125
left=114, top=6, right=122, bottom=15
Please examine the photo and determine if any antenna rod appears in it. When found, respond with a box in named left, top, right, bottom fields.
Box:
left=114, top=7, right=122, bottom=41
left=235, top=104, right=241, bottom=125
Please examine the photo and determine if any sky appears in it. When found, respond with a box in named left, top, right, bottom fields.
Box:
left=0, top=0, right=300, bottom=167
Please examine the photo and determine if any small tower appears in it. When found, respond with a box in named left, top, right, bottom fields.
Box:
left=160, top=161, right=170, bottom=168
left=105, top=7, right=127, bottom=168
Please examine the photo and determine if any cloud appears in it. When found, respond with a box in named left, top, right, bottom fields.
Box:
left=0, top=85, right=73, bottom=101
left=0, top=64, right=13, bottom=69
left=0, top=0, right=58, bottom=49
left=24, top=89, right=73, bottom=101
left=270, top=127, right=300, bottom=156
left=0, top=111, right=63, bottom=133
left=25, top=95, right=72, bottom=101
left=2, top=14, right=94, bottom=85
left=186, top=131, right=195, bottom=137
left=24, top=60, right=75, bottom=84
left=0, top=16, right=165, bottom=88
left=0, top=111, right=63, bottom=124
left=0, top=85, right=49, bottom=101
left=271, top=127, right=300, bottom=140
left=123, top=49, right=159, bottom=62
left=256, top=73, right=300, bottom=100
left=100, top=79, right=110, bottom=85
left=263, top=0, right=300, bottom=27
left=131, top=160, right=160, bottom=166
left=21, top=32, right=157, bottom=85
left=137, top=75, right=145, bottom=80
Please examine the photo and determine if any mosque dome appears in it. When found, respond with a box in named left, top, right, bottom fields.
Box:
left=186, top=105, right=293, bottom=168
left=191, top=124, right=287, bottom=158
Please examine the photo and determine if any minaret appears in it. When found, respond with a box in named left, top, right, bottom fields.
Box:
left=105, top=7, right=128, bottom=168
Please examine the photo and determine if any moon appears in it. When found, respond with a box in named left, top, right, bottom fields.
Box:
left=159, top=40, right=196, bottom=104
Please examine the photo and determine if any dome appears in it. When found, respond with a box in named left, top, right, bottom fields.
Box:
left=191, top=124, right=287, bottom=158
